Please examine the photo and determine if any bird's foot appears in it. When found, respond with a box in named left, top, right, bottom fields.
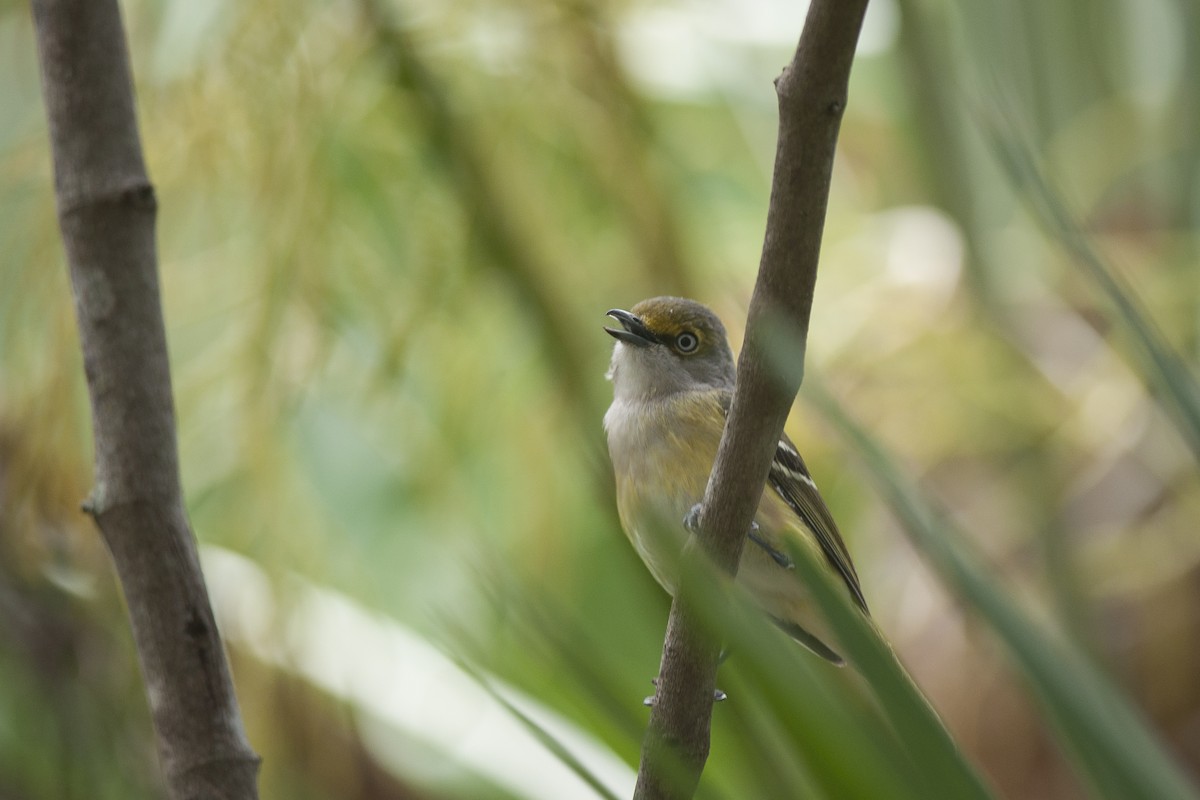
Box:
left=687, top=504, right=793, bottom=570
left=748, top=527, right=794, bottom=569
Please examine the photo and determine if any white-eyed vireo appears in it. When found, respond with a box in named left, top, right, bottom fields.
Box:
left=603, top=296, right=868, bottom=664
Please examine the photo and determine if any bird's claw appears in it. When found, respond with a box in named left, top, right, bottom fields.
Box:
left=644, top=677, right=727, bottom=706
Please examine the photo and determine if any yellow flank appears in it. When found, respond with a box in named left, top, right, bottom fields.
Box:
left=607, top=389, right=831, bottom=638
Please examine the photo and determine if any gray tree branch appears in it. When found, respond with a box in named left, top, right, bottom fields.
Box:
left=633, top=1, right=870, bottom=797
left=30, top=0, right=260, bottom=797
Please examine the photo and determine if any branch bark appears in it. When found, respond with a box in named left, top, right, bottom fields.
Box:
left=633, top=2, right=869, bottom=797
left=30, top=1, right=261, bottom=797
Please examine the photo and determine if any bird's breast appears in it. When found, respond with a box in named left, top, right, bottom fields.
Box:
left=605, top=394, right=723, bottom=593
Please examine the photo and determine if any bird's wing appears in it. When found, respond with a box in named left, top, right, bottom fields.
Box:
left=718, top=392, right=869, bottom=613
left=770, top=432, right=868, bottom=612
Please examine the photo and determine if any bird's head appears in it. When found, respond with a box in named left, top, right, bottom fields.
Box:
left=604, top=296, right=735, bottom=401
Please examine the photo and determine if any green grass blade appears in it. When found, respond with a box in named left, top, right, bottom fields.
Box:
left=978, top=111, right=1200, bottom=466
left=785, top=540, right=995, bottom=799
left=707, top=593, right=932, bottom=800
left=454, top=658, right=628, bottom=800
left=809, top=381, right=1200, bottom=800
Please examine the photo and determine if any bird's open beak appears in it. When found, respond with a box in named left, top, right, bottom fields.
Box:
left=605, top=309, right=658, bottom=347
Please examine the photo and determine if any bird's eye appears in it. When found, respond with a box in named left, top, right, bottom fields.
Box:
left=675, top=332, right=699, bottom=354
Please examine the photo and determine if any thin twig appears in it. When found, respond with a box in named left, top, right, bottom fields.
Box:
left=632, top=2, right=869, bottom=797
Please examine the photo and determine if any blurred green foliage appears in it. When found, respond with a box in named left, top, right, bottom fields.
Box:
left=2, top=0, right=1200, bottom=798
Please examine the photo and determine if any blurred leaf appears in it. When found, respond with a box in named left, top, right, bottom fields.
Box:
left=808, top=379, right=1200, bottom=800
left=978, top=105, right=1200, bottom=466
left=786, top=535, right=995, bottom=799
left=463, top=666, right=626, bottom=800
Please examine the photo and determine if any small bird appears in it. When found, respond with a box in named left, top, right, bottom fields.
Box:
left=603, top=296, right=868, bottom=665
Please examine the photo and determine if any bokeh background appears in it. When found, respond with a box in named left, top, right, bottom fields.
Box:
left=2, top=0, right=1199, bottom=797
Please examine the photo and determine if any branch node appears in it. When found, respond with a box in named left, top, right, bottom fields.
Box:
left=58, top=178, right=157, bottom=218
left=185, top=607, right=210, bottom=639
left=123, top=183, right=157, bottom=210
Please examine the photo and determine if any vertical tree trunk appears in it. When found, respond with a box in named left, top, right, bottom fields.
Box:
left=30, top=0, right=261, bottom=797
